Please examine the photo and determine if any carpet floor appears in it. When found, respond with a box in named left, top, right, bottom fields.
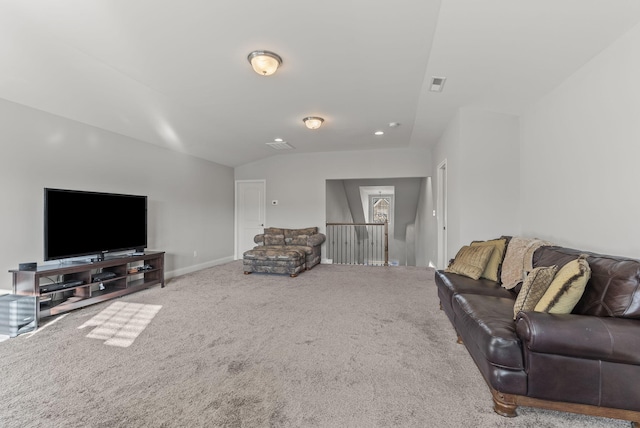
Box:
left=0, top=261, right=629, bottom=427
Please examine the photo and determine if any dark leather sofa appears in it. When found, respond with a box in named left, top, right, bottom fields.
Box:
left=435, top=245, right=640, bottom=426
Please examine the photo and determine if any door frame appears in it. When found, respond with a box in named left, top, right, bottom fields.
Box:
left=436, top=160, right=448, bottom=269
left=234, top=179, right=266, bottom=260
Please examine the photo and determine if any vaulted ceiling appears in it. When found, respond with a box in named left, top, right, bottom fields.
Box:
left=2, top=1, right=640, bottom=167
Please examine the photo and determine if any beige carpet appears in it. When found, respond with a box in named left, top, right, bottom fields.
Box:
left=0, top=262, right=629, bottom=427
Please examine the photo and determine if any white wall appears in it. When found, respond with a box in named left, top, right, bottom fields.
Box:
left=234, top=148, right=433, bottom=259
left=0, top=98, right=235, bottom=289
left=431, top=108, right=520, bottom=261
left=325, top=180, right=353, bottom=224
left=414, top=177, right=436, bottom=267
left=520, top=21, right=640, bottom=258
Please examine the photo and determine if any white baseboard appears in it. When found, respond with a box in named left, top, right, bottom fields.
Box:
left=165, top=255, right=235, bottom=280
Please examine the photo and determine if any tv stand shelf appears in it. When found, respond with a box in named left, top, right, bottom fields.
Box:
left=9, top=252, right=164, bottom=320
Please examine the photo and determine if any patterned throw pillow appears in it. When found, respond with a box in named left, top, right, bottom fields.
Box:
left=470, top=238, right=508, bottom=282
left=445, top=245, right=495, bottom=280
left=534, top=255, right=591, bottom=314
left=264, top=234, right=285, bottom=246
left=513, top=265, right=558, bottom=319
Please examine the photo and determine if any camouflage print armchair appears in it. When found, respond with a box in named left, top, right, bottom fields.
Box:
left=243, top=227, right=326, bottom=277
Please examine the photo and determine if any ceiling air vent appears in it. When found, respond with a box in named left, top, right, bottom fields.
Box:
left=429, top=76, right=447, bottom=92
left=266, top=141, right=294, bottom=150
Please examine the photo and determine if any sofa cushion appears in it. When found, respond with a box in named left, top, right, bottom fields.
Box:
left=513, top=265, right=558, bottom=319
left=445, top=245, right=495, bottom=280
left=436, top=270, right=516, bottom=325
left=453, top=293, right=524, bottom=370
left=535, top=256, right=590, bottom=314
left=243, top=245, right=306, bottom=261
left=264, top=234, right=285, bottom=246
left=470, top=237, right=508, bottom=282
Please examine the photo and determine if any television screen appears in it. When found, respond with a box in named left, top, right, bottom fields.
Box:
left=44, top=188, right=147, bottom=261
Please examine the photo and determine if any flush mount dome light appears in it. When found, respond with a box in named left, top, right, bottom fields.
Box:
left=303, top=116, right=324, bottom=130
left=247, top=50, right=282, bottom=76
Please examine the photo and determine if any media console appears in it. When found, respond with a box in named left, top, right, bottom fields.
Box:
left=9, top=252, right=164, bottom=320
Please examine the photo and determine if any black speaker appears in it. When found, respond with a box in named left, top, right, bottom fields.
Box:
left=18, top=262, right=37, bottom=271
left=0, top=295, right=37, bottom=337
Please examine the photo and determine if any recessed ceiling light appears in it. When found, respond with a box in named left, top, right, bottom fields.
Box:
left=274, top=138, right=284, bottom=142
left=389, top=122, right=400, bottom=128
left=374, top=131, right=384, bottom=136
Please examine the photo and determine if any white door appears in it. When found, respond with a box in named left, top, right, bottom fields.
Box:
left=235, top=180, right=266, bottom=259
left=437, top=160, right=448, bottom=269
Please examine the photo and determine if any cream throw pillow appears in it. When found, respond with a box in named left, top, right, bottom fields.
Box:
left=513, top=265, right=558, bottom=319
left=445, top=245, right=495, bottom=280
left=534, top=256, right=591, bottom=314
left=470, top=238, right=507, bottom=282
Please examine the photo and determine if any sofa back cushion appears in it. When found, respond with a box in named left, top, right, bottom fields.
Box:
left=533, top=246, right=640, bottom=319
left=264, top=227, right=284, bottom=235
left=264, top=234, right=285, bottom=246
left=261, top=228, right=285, bottom=246
left=284, top=227, right=318, bottom=238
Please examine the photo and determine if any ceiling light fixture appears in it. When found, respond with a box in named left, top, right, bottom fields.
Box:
left=374, top=131, right=384, bottom=136
left=247, top=50, right=282, bottom=76
left=303, top=116, right=324, bottom=130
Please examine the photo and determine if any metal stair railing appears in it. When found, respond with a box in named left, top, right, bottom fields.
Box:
left=325, top=221, right=388, bottom=266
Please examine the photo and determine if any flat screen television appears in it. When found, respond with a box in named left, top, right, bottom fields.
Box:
left=44, top=188, right=147, bottom=261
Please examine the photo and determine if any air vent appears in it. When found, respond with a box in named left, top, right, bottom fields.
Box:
left=266, top=141, right=294, bottom=150
left=429, top=76, right=447, bottom=92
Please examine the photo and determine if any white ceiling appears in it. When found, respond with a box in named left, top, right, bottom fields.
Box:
left=2, top=1, right=640, bottom=167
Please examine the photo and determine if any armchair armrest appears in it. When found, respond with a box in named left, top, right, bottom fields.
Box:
left=253, top=234, right=264, bottom=245
left=516, top=311, right=640, bottom=365
left=307, top=233, right=326, bottom=247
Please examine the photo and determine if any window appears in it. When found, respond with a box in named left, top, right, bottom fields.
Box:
left=371, top=196, right=391, bottom=223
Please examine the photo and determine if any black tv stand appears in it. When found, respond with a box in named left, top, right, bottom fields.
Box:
left=10, top=251, right=164, bottom=320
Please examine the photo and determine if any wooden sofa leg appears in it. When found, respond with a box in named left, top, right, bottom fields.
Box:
left=456, top=334, right=463, bottom=344
left=491, top=389, right=518, bottom=418
left=244, top=271, right=252, bottom=275
left=290, top=273, right=298, bottom=278
left=439, top=301, right=443, bottom=310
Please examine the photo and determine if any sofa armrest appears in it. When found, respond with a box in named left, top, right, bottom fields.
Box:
left=516, top=311, right=640, bottom=365
left=253, top=234, right=264, bottom=245
left=307, top=233, right=326, bottom=247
